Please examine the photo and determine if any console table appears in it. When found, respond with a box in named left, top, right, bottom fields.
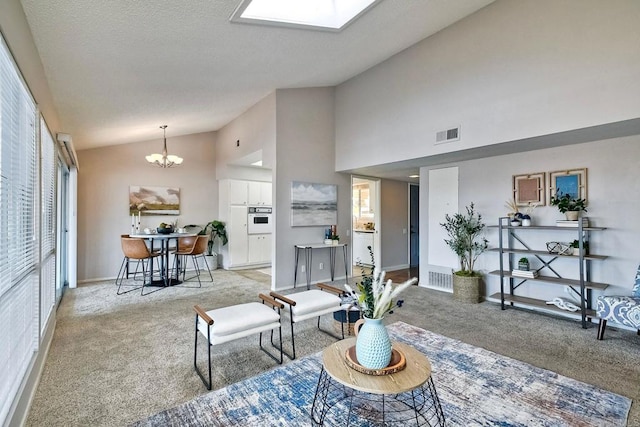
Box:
left=294, top=243, right=349, bottom=289
left=311, top=338, right=446, bottom=426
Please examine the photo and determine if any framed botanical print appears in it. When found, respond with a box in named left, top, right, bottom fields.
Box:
left=549, top=168, right=587, bottom=202
left=513, top=172, right=545, bottom=206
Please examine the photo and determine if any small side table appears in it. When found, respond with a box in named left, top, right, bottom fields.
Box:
left=311, top=338, right=446, bottom=426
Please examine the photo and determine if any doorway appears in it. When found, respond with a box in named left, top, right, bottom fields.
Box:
left=409, top=184, right=419, bottom=268
left=351, top=176, right=381, bottom=273
left=56, top=160, right=70, bottom=303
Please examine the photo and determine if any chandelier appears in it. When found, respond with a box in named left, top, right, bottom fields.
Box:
left=146, top=125, right=183, bottom=168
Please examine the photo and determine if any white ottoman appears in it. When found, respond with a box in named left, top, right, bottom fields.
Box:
left=270, top=283, right=344, bottom=359
left=193, top=294, right=283, bottom=390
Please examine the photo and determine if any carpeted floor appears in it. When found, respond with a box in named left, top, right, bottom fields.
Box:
left=25, top=269, right=639, bottom=426
left=134, top=322, right=631, bottom=426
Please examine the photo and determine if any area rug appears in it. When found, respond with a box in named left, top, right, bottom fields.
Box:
left=132, top=322, right=631, bottom=426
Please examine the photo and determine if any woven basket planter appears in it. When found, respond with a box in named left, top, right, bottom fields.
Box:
left=452, top=274, right=483, bottom=304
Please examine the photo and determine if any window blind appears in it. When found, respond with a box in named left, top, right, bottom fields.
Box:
left=41, top=117, right=56, bottom=330
left=0, top=35, right=39, bottom=424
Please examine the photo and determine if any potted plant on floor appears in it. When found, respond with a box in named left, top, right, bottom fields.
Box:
left=440, top=203, right=489, bottom=303
left=185, top=220, right=228, bottom=270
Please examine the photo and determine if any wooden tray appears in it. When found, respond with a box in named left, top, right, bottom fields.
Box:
left=345, top=346, right=406, bottom=376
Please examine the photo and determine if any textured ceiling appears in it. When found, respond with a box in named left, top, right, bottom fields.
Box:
left=20, top=0, right=494, bottom=151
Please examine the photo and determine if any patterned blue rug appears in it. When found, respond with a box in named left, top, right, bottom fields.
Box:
left=132, top=322, right=631, bottom=426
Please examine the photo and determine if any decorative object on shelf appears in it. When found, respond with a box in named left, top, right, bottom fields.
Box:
left=569, top=239, right=589, bottom=256
left=441, top=203, right=489, bottom=303
left=146, top=125, right=183, bottom=168
left=545, top=297, right=580, bottom=312
left=504, top=198, right=519, bottom=220
left=546, top=241, right=573, bottom=255
left=331, top=235, right=340, bottom=245
left=513, top=172, right=545, bottom=206
left=518, top=257, right=529, bottom=271
left=344, top=248, right=417, bottom=369
left=505, top=199, right=537, bottom=226
left=511, top=269, right=538, bottom=278
left=549, top=168, right=587, bottom=204
left=549, top=191, right=587, bottom=221
left=556, top=218, right=589, bottom=228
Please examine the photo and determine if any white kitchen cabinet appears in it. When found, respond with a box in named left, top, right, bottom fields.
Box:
left=353, top=231, right=374, bottom=265
left=248, top=181, right=272, bottom=206
left=248, top=234, right=272, bottom=264
left=228, top=180, right=249, bottom=205
left=226, top=206, right=248, bottom=266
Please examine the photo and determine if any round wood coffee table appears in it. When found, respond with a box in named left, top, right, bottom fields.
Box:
left=311, top=338, right=446, bottom=426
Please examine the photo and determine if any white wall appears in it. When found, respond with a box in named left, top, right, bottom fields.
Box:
left=273, top=88, right=351, bottom=290
left=216, top=92, right=276, bottom=181
left=334, top=0, right=640, bottom=172
left=77, top=131, right=217, bottom=281
left=420, top=137, right=640, bottom=302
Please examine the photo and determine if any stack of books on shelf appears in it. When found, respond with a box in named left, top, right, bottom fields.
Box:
left=556, top=218, right=589, bottom=228
left=511, top=269, right=538, bottom=278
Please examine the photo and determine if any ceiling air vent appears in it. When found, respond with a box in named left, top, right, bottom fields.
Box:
left=435, top=126, right=460, bottom=144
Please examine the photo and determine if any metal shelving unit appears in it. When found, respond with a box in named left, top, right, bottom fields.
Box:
left=489, top=217, right=608, bottom=328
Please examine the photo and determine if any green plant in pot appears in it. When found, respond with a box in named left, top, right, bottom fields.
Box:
left=440, top=203, right=489, bottom=303
left=569, top=239, right=589, bottom=256
left=549, top=192, right=587, bottom=221
left=518, top=257, right=529, bottom=271
left=185, top=220, right=228, bottom=270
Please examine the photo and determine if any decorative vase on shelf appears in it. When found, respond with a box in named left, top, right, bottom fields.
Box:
left=354, top=317, right=392, bottom=369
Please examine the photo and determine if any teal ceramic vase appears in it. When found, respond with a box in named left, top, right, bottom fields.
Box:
left=355, top=317, right=392, bottom=369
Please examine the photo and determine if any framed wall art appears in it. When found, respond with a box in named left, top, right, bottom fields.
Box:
left=513, top=172, right=545, bottom=206
left=129, top=186, right=180, bottom=215
left=549, top=168, right=587, bottom=202
left=291, top=181, right=337, bottom=226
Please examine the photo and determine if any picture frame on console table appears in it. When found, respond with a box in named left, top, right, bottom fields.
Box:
left=513, top=172, right=545, bottom=207
left=549, top=168, right=587, bottom=202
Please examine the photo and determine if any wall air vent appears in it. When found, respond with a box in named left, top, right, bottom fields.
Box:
left=435, top=126, right=460, bottom=144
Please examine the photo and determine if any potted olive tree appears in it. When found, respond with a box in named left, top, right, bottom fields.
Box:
left=440, top=203, right=489, bottom=303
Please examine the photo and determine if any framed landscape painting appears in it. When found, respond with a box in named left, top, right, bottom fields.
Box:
left=129, top=186, right=180, bottom=215
left=291, top=181, right=337, bottom=227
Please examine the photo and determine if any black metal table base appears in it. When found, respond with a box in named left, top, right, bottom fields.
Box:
left=311, top=367, right=446, bottom=426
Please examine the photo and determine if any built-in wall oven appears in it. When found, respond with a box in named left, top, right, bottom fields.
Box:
left=247, top=206, right=272, bottom=234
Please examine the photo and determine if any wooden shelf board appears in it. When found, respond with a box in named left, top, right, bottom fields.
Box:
left=488, top=248, right=607, bottom=260
left=488, top=270, right=609, bottom=290
left=488, top=293, right=596, bottom=317
left=488, top=225, right=606, bottom=231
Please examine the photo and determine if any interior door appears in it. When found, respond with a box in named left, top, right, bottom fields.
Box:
left=409, top=184, right=419, bottom=267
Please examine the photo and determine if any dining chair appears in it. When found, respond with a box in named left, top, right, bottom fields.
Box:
left=172, top=235, right=213, bottom=287
left=116, top=236, right=162, bottom=295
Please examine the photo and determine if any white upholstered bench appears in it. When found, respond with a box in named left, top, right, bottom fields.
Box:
left=193, top=293, right=284, bottom=390
left=270, top=283, right=348, bottom=359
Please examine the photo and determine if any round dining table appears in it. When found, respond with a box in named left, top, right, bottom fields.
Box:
left=129, top=231, right=197, bottom=286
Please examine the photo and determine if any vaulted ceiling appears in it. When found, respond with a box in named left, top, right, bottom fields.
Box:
left=21, top=0, right=494, bottom=151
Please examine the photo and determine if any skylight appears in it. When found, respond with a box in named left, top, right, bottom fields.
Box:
left=230, top=0, right=380, bottom=31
